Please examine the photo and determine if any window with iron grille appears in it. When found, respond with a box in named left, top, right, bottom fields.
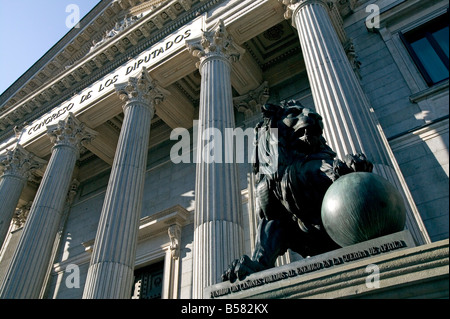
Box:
left=131, top=261, right=164, bottom=299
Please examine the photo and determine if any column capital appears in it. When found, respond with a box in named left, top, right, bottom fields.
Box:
left=233, top=81, right=270, bottom=120
left=279, top=0, right=327, bottom=19
left=47, top=113, right=97, bottom=155
left=0, top=145, right=46, bottom=181
left=114, top=67, right=169, bottom=115
left=186, top=19, right=245, bottom=69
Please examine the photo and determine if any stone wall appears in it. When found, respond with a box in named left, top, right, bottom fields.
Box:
left=343, top=1, right=449, bottom=241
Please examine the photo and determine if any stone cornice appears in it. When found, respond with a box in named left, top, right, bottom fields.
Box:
left=0, top=1, right=177, bottom=120
left=0, top=0, right=175, bottom=111
left=0, top=0, right=226, bottom=142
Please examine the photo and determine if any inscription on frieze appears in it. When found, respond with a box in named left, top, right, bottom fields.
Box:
left=209, top=232, right=412, bottom=299
left=21, top=17, right=202, bottom=144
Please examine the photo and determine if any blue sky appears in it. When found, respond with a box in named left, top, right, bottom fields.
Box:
left=0, top=0, right=101, bottom=96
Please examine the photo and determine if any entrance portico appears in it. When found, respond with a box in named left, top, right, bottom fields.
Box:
left=0, top=0, right=440, bottom=299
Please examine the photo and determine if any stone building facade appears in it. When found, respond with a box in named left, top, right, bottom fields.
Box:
left=0, top=0, right=448, bottom=299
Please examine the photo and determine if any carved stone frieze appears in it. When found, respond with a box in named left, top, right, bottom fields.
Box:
left=90, top=13, right=144, bottom=52
left=0, top=0, right=212, bottom=136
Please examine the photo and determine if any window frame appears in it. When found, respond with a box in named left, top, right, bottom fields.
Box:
left=399, top=11, right=449, bottom=86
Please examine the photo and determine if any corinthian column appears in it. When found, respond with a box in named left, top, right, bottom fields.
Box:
left=279, top=0, right=430, bottom=244
left=0, top=113, right=95, bottom=299
left=83, top=67, right=168, bottom=299
left=0, top=146, right=45, bottom=248
left=186, top=20, right=245, bottom=298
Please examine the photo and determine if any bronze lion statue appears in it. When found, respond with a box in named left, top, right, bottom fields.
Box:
left=222, top=100, right=373, bottom=282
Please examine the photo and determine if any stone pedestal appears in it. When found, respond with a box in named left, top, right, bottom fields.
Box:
left=0, top=145, right=45, bottom=248
left=83, top=68, right=168, bottom=299
left=206, top=231, right=449, bottom=299
left=281, top=0, right=429, bottom=245
left=186, top=20, right=246, bottom=299
left=0, top=114, right=95, bottom=299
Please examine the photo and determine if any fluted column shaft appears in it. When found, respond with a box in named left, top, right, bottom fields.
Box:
left=187, top=20, right=245, bottom=298
left=289, top=0, right=384, bottom=161
left=0, top=146, right=44, bottom=248
left=0, top=114, right=95, bottom=299
left=284, top=0, right=429, bottom=244
left=0, top=174, right=24, bottom=246
left=83, top=67, right=167, bottom=299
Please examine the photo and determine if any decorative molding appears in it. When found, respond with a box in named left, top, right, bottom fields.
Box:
left=89, top=13, right=144, bottom=53
left=138, top=204, right=190, bottom=241
left=69, top=204, right=190, bottom=255
left=389, top=117, right=449, bottom=152
left=279, top=0, right=328, bottom=21
left=168, top=224, right=181, bottom=259
left=409, top=79, right=449, bottom=103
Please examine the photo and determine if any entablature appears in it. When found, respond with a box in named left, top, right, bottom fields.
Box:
left=0, top=0, right=214, bottom=138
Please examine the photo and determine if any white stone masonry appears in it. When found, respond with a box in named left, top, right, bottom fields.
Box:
left=0, top=113, right=95, bottom=298
left=281, top=0, right=430, bottom=245
left=83, top=67, right=168, bottom=299
left=0, top=145, right=45, bottom=248
left=187, top=20, right=245, bottom=299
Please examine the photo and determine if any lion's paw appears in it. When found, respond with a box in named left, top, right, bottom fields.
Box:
left=334, top=153, right=373, bottom=178
left=222, top=255, right=268, bottom=283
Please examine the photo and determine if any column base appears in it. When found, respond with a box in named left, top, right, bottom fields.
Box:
left=192, top=220, right=244, bottom=298
left=205, top=231, right=449, bottom=299
left=83, top=261, right=134, bottom=299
